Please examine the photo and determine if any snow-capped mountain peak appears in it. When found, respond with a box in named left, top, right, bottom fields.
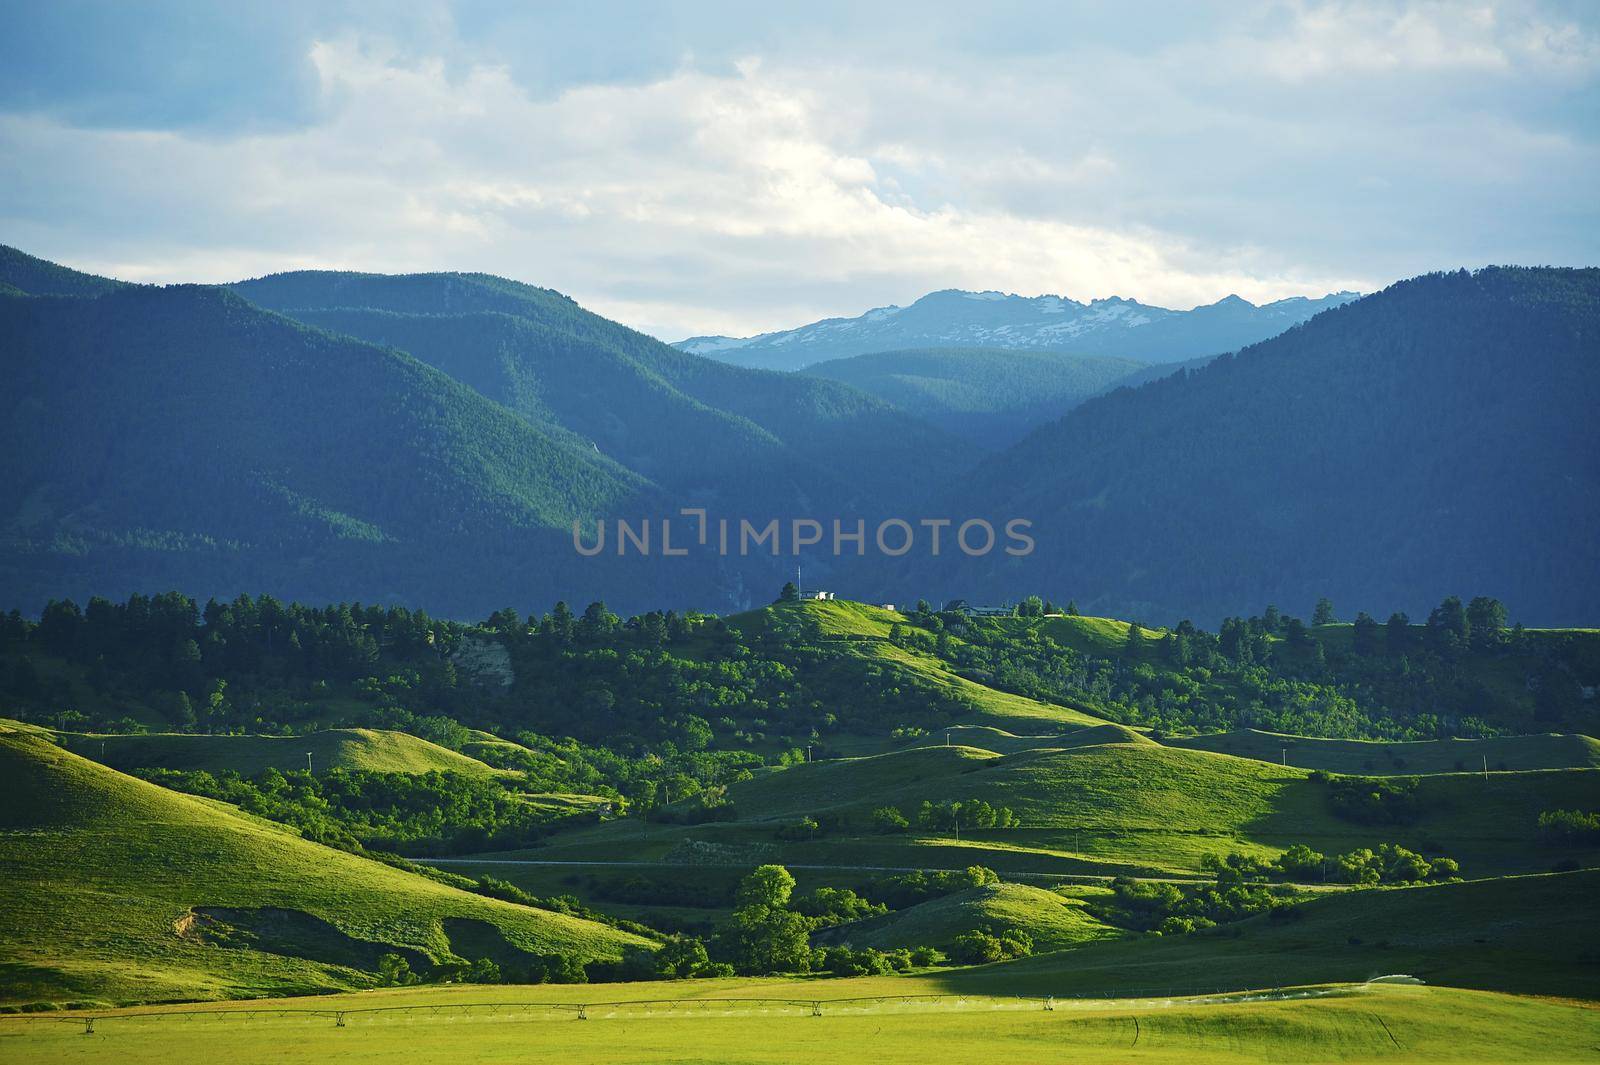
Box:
left=674, top=287, right=1360, bottom=371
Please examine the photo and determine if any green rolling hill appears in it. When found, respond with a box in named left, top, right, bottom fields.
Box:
left=728, top=600, right=1107, bottom=733
left=525, top=734, right=1600, bottom=878
left=945, top=869, right=1600, bottom=1000
left=0, top=727, right=647, bottom=1008
left=819, top=882, right=1124, bottom=953
left=41, top=725, right=507, bottom=779
left=1165, top=728, right=1600, bottom=775
left=897, top=722, right=1154, bottom=755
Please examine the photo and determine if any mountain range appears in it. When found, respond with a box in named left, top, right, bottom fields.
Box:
left=879, top=266, right=1600, bottom=623
left=2, top=244, right=1595, bottom=624
left=677, top=288, right=1361, bottom=371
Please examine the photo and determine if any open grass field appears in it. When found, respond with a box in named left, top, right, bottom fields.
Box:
left=1167, top=728, right=1600, bottom=775
left=0, top=983, right=1593, bottom=1064
left=36, top=724, right=508, bottom=779
left=0, top=728, right=646, bottom=1009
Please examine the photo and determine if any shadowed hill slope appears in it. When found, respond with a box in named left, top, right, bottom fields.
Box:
left=944, top=869, right=1600, bottom=1000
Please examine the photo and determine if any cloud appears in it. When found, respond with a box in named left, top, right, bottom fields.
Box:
left=1, top=1, right=1595, bottom=339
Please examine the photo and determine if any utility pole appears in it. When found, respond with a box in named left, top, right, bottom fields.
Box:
left=806, top=744, right=813, bottom=763
left=1483, top=754, right=1488, bottom=781
left=1281, top=747, right=1287, bottom=766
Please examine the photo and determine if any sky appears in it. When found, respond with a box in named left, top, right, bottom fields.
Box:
left=2, top=1, right=1596, bottom=341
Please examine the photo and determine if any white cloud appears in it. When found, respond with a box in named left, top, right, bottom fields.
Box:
left=1, top=2, right=1595, bottom=340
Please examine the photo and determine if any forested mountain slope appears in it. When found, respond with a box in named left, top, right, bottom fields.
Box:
left=234, top=270, right=969, bottom=515
left=0, top=272, right=667, bottom=615
left=885, top=267, right=1600, bottom=625
left=803, top=347, right=1145, bottom=445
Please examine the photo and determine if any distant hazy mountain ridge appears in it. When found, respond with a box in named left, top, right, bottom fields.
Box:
left=678, top=288, right=1360, bottom=370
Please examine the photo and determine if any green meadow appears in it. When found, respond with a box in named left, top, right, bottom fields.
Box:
left=1, top=984, right=1594, bottom=1065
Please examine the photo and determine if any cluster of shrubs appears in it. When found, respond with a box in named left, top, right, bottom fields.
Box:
left=1537, top=809, right=1600, bottom=843
left=864, top=866, right=1000, bottom=908
left=1262, top=843, right=1459, bottom=885
left=774, top=812, right=847, bottom=841
left=915, top=799, right=1017, bottom=831
left=947, top=927, right=1034, bottom=964
left=817, top=945, right=944, bottom=976
left=375, top=951, right=592, bottom=987
left=1101, top=876, right=1294, bottom=935
left=793, top=886, right=889, bottom=926
left=857, top=802, right=1023, bottom=836
left=1319, top=774, right=1423, bottom=825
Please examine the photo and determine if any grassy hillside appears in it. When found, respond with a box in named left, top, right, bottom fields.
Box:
left=1166, top=728, right=1600, bottom=774
left=822, top=882, right=1124, bottom=953
left=528, top=736, right=1600, bottom=877
left=45, top=726, right=505, bottom=779
left=2, top=983, right=1593, bottom=1065
left=948, top=869, right=1600, bottom=1001
left=730, top=600, right=1107, bottom=733
left=0, top=728, right=647, bottom=1008
left=899, top=722, right=1154, bottom=755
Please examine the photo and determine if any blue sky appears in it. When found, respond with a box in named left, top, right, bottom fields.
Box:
left=2, top=0, right=1596, bottom=339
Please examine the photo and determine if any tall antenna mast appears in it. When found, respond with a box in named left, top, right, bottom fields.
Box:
left=797, top=564, right=802, bottom=599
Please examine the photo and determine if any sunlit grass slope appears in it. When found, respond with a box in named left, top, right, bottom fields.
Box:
left=0, top=728, right=647, bottom=1008
left=730, top=600, right=1106, bottom=731
left=822, top=882, right=1124, bottom=953
left=42, top=724, right=505, bottom=778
